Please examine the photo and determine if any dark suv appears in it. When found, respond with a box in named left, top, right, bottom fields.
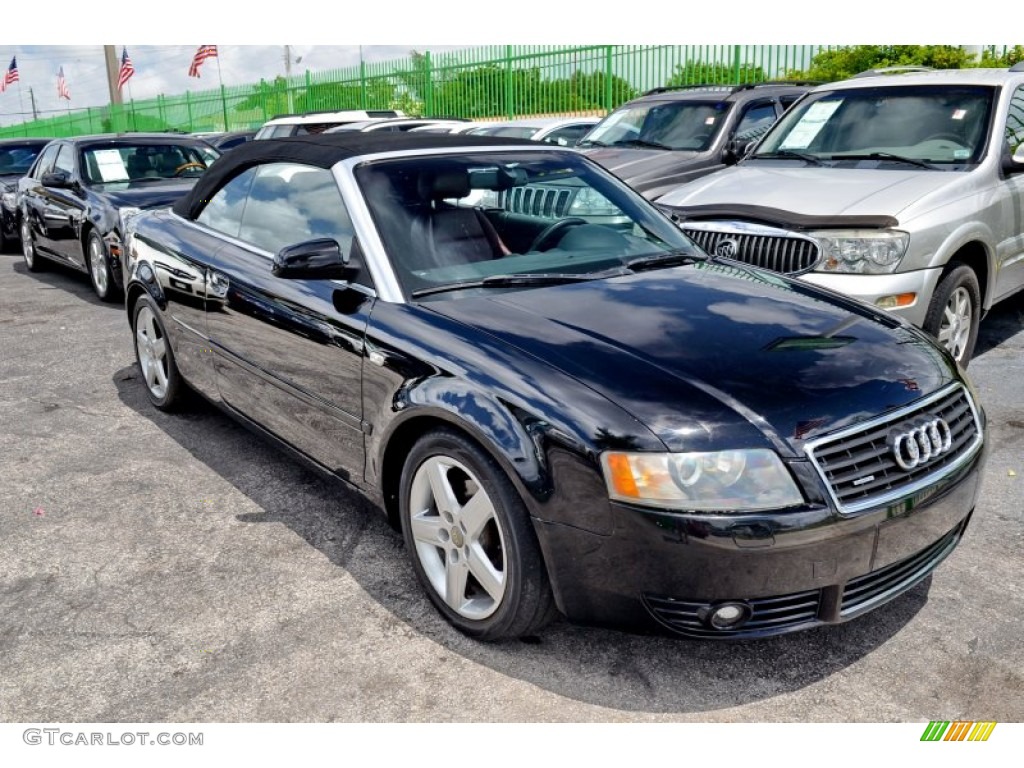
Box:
left=577, top=82, right=814, bottom=200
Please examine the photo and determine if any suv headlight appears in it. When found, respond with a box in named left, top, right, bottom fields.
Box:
left=814, top=230, right=909, bottom=274
left=601, top=449, right=804, bottom=512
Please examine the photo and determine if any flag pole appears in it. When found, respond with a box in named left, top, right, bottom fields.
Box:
left=216, top=48, right=229, bottom=131
left=126, top=80, right=137, bottom=131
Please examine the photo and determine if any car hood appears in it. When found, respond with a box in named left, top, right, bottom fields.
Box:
left=582, top=146, right=703, bottom=195
left=426, top=264, right=956, bottom=456
left=92, top=179, right=198, bottom=209
left=658, top=165, right=957, bottom=220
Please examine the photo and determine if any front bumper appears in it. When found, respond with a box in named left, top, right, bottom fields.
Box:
left=533, top=435, right=986, bottom=639
left=800, top=267, right=944, bottom=328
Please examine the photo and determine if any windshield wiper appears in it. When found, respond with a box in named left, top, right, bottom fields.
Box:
left=616, top=138, right=673, bottom=151
left=623, top=249, right=707, bottom=272
left=410, top=273, right=597, bottom=298
left=577, top=139, right=609, bottom=148
left=829, top=152, right=937, bottom=170
left=753, top=149, right=826, bottom=166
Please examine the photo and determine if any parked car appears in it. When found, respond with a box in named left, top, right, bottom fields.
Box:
left=254, top=110, right=406, bottom=139
left=204, top=130, right=257, bottom=151
left=467, top=116, right=601, bottom=146
left=325, top=118, right=472, bottom=134
left=408, top=121, right=491, bottom=135
left=657, top=65, right=1024, bottom=367
left=18, top=134, right=220, bottom=301
left=122, top=133, right=986, bottom=641
left=0, top=137, right=52, bottom=251
left=577, top=82, right=814, bottom=200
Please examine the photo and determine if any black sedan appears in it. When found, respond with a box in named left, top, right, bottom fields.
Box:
left=18, top=134, right=219, bottom=301
left=121, top=133, right=987, bottom=641
left=0, top=137, right=52, bottom=251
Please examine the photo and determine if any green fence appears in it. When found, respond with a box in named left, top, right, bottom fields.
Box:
left=0, top=44, right=1018, bottom=138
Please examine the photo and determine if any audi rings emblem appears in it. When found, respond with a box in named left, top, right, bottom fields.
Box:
left=715, top=238, right=740, bottom=259
left=888, top=417, right=953, bottom=470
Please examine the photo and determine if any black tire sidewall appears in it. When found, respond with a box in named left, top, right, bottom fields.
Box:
left=88, top=231, right=117, bottom=301
left=398, top=429, right=551, bottom=640
left=924, top=264, right=981, bottom=367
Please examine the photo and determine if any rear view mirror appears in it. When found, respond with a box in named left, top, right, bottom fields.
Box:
left=272, top=239, right=349, bottom=280
left=41, top=171, right=74, bottom=189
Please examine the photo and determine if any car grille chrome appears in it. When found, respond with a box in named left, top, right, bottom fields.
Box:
left=500, top=186, right=573, bottom=218
left=805, top=383, right=983, bottom=515
left=840, top=516, right=969, bottom=617
left=643, top=588, right=823, bottom=638
left=682, top=226, right=820, bottom=275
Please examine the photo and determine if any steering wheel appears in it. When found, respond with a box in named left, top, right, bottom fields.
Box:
left=174, top=161, right=206, bottom=176
left=527, top=217, right=588, bottom=252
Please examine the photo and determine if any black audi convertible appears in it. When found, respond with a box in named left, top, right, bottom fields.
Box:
left=120, top=133, right=987, bottom=641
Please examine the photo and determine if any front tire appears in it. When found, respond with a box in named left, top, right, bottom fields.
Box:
left=922, top=263, right=980, bottom=367
left=21, top=217, right=44, bottom=272
left=132, top=294, right=183, bottom=410
left=399, top=428, right=556, bottom=640
left=87, top=230, right=119, bottom=302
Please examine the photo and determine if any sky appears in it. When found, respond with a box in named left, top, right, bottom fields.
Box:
left=0, top=1, right=1015, bottom=127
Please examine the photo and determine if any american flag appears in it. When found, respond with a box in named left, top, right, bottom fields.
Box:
left=188, top=45, right=218, bottom=78
left=57, top=66, right=70, bottom=100
left=1, top=57, right=18, bottom=93
left=117, top=47, right=134, bottom=91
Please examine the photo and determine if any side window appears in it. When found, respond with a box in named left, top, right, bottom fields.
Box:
left=53, top=144, right=76, bottom=176
left=779, top=95, right=801, bottom=111
left=1007, top=85, right=1024, bottom=153
left=542, top=124, right=592, bottom=146
left=239, top=163, right=355, bottom=259
left=735, top=102, right=778, bottom=140
left=32, top=144, right=60, bottom=180
left=269, top=124, right=296, bottom=138
left=196, top=167, right=258, bottom=238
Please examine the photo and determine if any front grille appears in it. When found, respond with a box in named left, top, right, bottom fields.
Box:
left=840, top=517, right=968, bottom=617
left=500, top=186, right=573, bottom=218
left=682, top=228, right=819, bottom=275
left=644, top=588, right=822, bottom=638
left=806, top=384, right=982, bottom=514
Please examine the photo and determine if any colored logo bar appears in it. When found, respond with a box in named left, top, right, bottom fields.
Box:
left=921, top=721, right=997, bottom=741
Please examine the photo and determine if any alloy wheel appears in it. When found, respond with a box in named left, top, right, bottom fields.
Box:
left=89, top=236, right=108, bottom=296
left=407, top=455, right=508, bottom=620
left=135, top=305, right=169, bottom=399
left=20, top=219, right=34, bottom=268
left=937, top=286, right=972, bottom=362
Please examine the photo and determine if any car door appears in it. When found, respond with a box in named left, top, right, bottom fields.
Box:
left=992, top=83, right=1024, bottom=302
left=21, top=143, right=60, bottom=254
left=41, top=143, right=88, bottom=269
left=198, top=162, right=374, bottom=482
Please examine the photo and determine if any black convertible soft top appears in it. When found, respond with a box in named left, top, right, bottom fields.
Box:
left=172, top=132, right=538, bottom=220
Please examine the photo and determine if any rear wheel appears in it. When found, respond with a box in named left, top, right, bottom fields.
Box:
left=922, top=263, right=980, bottom=367
left=21, top=217, right=44, bottom=272
left=399, top=429, right=556, bottom=640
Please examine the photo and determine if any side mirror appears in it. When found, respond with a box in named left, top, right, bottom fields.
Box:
left=272, top=239, right=350, bottom=280
left=41, top=171, right=73, bottom=189
left=1004, top=144, right=1024, bottom=174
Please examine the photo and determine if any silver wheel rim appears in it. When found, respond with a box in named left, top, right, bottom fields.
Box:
left=89, top=237, right=108, bottom=295
left=408, top=455, right=507, bottom=620
left=135, top=306, right=169, bottom=399
left=937, top=286, right=972, bottom=362
left=20, top=219, right=33, bottom=267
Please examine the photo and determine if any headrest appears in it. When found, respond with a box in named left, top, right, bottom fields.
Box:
left=418, top=170, right=470, bottom=200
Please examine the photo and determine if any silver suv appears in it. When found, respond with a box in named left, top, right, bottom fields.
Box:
left=657, top=65, right=1024, bottom=367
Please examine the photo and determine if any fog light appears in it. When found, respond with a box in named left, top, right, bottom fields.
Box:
left=875, top=292, right=916, bottom=309
left=708, top=602, right=751, bottom=630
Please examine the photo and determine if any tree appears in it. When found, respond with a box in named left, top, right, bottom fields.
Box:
left=786, top=45, right=978, bottom=81
left=665, top=60, right=767, bottom=87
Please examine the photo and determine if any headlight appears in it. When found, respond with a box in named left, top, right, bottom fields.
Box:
left=568, top=187, right=622, bottom=217
left=814, top=230, right=909, bottom=274
left=601, top=449, right=804, bottom=511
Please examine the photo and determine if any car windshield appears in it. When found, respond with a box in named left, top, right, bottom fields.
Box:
left=355, top=151, right=698, bottom=299
left=0, top=144, right=44, bottom=175
left=81, top=143, right=220, bottom=184
left=753, top=84, right=996, bottom=168
left=581, top=100, right=732, bottom=151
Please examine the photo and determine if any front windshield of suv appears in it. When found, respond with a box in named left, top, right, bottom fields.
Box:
left=81, top=143, right=219, bottom=184
left=753, top=84, right=995, bottom=168
left=580, top=100, right=732, bottom=151
left=356, top=151, right=699, bottom=299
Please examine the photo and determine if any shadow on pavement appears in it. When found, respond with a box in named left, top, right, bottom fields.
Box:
left=5, top=253, right=123, bottom=311
left=113, top=363, right=928, bottom=716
